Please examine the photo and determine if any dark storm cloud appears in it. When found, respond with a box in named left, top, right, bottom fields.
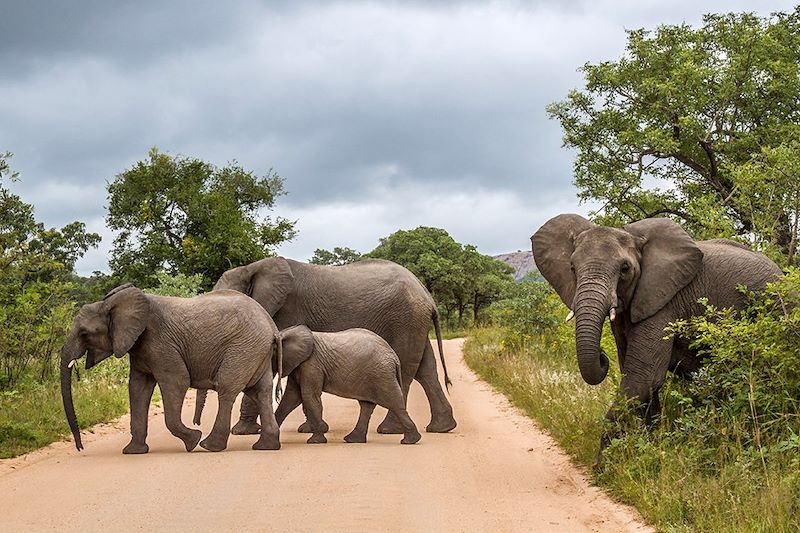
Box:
left=1, top=1, right=795, bottom=272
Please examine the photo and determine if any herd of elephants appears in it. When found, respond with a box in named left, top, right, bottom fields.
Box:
left=60, top=213, right=781, bottom=462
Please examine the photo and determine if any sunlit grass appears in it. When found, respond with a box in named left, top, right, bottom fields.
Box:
left=464, top=326, right=800, bottom=532
left=0, top=358, right=135, bottom=458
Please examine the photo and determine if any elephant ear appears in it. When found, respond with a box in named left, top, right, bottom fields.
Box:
left=213, top=265, right=251, bottom=293
left=531, top=214, right=595, bottom=309
left=278, top=325, right=314, bottom=377
left=103, top=285, right=150, bottom=357
left=249, top=257, right=295, bottom=316
left=624, top=218, right=704, bottom=323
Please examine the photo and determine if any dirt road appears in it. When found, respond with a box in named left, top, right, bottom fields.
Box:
left=0, top=339, right=650, bottom=532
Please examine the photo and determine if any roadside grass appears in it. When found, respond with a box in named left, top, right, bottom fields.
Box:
left=0, top=359, right=133, bottom=459
left=464, top=326, right=800, bottom=532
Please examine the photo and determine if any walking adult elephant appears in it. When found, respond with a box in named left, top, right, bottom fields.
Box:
left=212, top=257, right=456, bottom=435
left=532, top=214, right=782, bottom=460
left=61, top=285, right=282, bottom=454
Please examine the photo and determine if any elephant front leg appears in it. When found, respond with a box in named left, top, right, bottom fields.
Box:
left=123, top=368, right=156, bottom=455
left=300, top=384, right=327, bottom=444
left=595, top=324, right=671, bottom=467
left=274, top=376, right=302, bottom=427
left=160, top=377, right=202, bottom=452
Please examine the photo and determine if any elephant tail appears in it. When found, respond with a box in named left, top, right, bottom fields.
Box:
left=274, top=331, right=283, bottom=403
left=433, top=309, right=452, bottom=390
left=193, top=389, right=207, bottom=425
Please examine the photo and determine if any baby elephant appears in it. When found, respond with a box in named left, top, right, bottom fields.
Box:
left=60, top=284, right=283, bottom=454
left=275, top=326, right=421, bottom=445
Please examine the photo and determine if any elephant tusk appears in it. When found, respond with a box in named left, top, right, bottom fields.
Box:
left=565, top=310, right=575, bottom=322
left=609, top=308, right=617, bottom=322
left=68, top=359, right=76, bottom=369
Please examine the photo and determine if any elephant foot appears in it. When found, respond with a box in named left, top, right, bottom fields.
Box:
left=306, top=433, right=327, bottom=444
left=426, top=414, right=457, bottom=433
left=184, top=429, right=203, bottom=452
left=344, top=431, right=367, bottom=443
left=376, top=421, right=405, bottom=434
left=231, top=419, right=261, bottom=435
left=122, top=440, right=149, bottom=454
left=252, top=435, right=281, bottom=451
left=298, top=420, right=328, bottom=433
left=198, top=433, right=227, bottom=452
left=401, top=430, right=422, bottom=445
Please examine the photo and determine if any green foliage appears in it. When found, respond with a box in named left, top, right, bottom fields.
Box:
left=729, top=140, right=800, bottom=265
left=309, top=246, right=362, bottom=266
left=0, top=360, right=130, bottom=458
left=144, top=271, right=204, bottom=297
left=547, top=8, right=800, bottom=256
left=486, top=279, right=562, bottom=348
left=666, top=269, right=800, bottom=456
left=0, top=153, right=100, bottom=390
left=367, top=226, right=515, bottom=324
left=106, top=147, right=296, bottom=290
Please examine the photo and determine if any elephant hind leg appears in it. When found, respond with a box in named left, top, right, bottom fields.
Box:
left=415, top=341, right=456, bottom=433
left=345, top=401, right=376, bottom=443
left=231, top=395, right=261, bottom=435
left=249, top=372, right=281, bottom=451
left=380, top=391, right=421, bottom=445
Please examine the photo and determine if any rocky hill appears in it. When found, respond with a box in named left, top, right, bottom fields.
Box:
left=493, top=250, right=539, bottom=281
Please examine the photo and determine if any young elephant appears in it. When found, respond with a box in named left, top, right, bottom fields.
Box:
left=274, top=326, right=421, bottom=445
left=60, top=284, right=282, bottom=454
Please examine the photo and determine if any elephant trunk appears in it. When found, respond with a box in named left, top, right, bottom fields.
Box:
left=573, top=275, right=612, bottom=385
left=60, top=331, right=85, bottom=451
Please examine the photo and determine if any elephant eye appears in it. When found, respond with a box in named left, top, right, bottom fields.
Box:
left=621, top=261, right=631, bottom=273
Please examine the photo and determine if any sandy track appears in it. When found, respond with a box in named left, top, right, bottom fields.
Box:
left=0, top=339, right=650, bottom=532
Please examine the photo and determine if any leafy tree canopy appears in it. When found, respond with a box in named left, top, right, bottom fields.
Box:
left=367, top=226, right=514, bottom=323
left=107, top=148, right=297, bottom=289
left=309, top=246, right=362, bottom=266
left=547, top=8, right=800, bottom=259
left=0, top=153, right=101, bottom=388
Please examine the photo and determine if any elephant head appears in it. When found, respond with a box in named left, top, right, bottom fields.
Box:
left=276, top=325, right=315, bottom=377
left=214, top=257, right=294, bottom=316
left=60, top=284, right=149, bottom=450
left=531, top=214, right=703, bottom=385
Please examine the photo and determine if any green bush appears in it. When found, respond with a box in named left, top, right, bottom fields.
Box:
left=486, top=279, right=562, bottom=349
left=664, top=268, right=800, bottom=468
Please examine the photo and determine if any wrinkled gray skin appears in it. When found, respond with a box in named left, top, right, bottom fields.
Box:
left=60, top=284, right=282, bottom=454
left=209, top=257, right=454, bottom=435
left=532, top=214, right=782, bottom=462
left=274, top=326, right=421, bottom=445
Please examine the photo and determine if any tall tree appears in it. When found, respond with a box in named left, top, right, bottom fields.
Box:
left=106, top=148, right=297, bottom=289
left=367, top=226, right=463, bottom=295
left=547, top=9, right=800, bottom=250
left=309, top=246, right=362, bottom=266
left=367, top=227, right=514, bottom=323
left=0, top=153, right=101, bottom=388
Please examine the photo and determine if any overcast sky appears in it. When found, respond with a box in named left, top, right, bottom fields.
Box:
left=2, top=1, right=795, bottom=275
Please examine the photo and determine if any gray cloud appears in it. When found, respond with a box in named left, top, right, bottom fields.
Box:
left=1, top=0, right=795, bottom=273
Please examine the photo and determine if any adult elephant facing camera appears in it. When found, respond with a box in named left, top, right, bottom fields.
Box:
left=532, top=214, right=781, bottom=460
left=213, top=257, right=456, bottom=435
